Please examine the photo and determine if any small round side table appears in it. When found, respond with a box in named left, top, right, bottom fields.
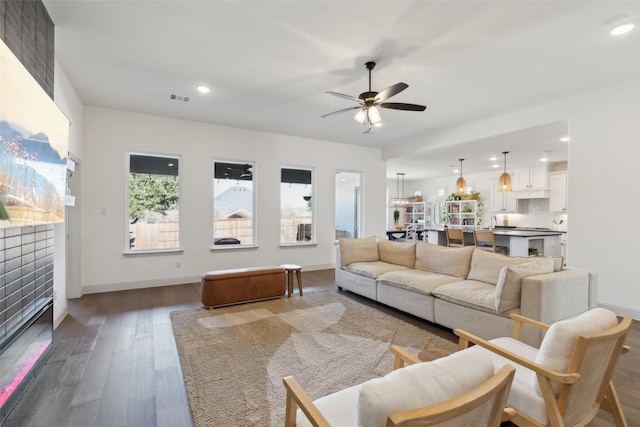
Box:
left=280, top=264, right=303, bottom=297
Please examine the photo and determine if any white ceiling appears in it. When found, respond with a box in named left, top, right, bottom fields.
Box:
left=44, top=1, right=640, bottom=179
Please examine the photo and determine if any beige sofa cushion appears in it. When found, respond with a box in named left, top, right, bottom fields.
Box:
left=467, top=249, right=529, bottom=285
left=346, top=261, right=409, bottom=279
left=495, top=258, right=554, bottom=313
left=431, top=280, right=497, bottom=314
left=414, top=242, right=474, bottom=278
left=339, top=237, right=379, bottom=266
left=358, top=350, right=495, bottom=427
left=378, top=240, right=416, bottom=268
left=377, top=270, right=460, bottom=295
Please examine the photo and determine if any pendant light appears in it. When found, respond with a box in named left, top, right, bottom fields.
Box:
left=455, top=159, right=467, bottom=195
left=389, top=172, right=409, bottom=207
left=498, top=151, right=512, bottom=192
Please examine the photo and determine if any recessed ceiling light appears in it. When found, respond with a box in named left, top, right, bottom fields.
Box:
left=492, top=164, right=499, bottom=168
left=611, top=22, right=635, bottom=35
left=453, top=169, right=460, bottom=174
left=197, top=85, right=211, bottom=94
left=489, top=156, right=498, bottom=161
left=540, top=158, right=548, bottom=162
left=560, top=137, right=570, bottom=142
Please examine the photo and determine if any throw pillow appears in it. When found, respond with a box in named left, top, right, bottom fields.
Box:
left=357, top=350, right=494, bottom=427
left=495, top=258, right=554, bottom=313
left=533, top=308, right=618, bottom=396
left=339, top=236, right=379, bottom=267
left=467, top=248, right=528, bottom=285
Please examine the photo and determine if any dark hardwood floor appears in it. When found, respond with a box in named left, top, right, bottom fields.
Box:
left=3, top=269, right=639, bottom=426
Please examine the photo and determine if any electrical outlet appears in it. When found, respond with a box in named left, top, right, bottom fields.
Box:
left=176, top=260, right=182, bottom=268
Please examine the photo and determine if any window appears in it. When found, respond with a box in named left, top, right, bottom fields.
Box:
left=281, top=167, right=314, bottom=245
left=213, top=160, right=255, bottom=247
left=127, top=153, right=180, bottom=252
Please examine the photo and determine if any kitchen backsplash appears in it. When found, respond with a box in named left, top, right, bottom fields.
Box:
left=490, top=198, right=568, bottom=230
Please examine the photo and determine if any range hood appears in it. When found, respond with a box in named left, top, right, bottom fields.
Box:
left=513, top=189, right=550, bottom=199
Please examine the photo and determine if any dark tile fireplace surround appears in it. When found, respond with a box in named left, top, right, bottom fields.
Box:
left=0, top=225, right=55, bottom=422
left=1, top=1, right=58, bottom=421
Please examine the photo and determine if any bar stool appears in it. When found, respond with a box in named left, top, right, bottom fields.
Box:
left=280, top=264, right=303, bottom=297
left=473, top=229, right=508, bottom=255
left=445, top=228, right=467, bottom=247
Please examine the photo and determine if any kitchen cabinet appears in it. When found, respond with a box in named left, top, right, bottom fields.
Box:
left=549, top=172, right=568, bottom=213
left=514, top=167, right=549, bottom=198
left=445, top=200, right=478, bottom=228
left=491, top=183, right=517, bottom=213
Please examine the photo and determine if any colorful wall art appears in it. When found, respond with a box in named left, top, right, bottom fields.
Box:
left=0, top=39, right=69, bottom=227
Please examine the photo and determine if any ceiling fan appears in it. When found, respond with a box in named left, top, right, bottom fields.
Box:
left=322, top=61, right=426, bottom=127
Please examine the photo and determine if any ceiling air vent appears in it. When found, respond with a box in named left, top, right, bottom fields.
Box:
left=170, top=94, right=190, bottom=103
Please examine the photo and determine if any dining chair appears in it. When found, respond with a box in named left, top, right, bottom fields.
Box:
left=473, top=229, right=508, bottom=255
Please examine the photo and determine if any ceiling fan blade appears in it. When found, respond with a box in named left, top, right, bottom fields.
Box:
left=379, top=102, right=427, bottom=111
left=321, top=106, right=361, bottom=118
left=375, top=83, right=408, bottom=102
left=325, top=91, right=360, bottom=103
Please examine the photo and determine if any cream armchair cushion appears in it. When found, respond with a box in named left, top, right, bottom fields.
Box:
left=533, top=307, right=618, bottom=395
left=357, top=350, right=495, bottom=427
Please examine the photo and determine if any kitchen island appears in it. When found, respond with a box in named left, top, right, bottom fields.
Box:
left=425, top=227, right=563, bottom=257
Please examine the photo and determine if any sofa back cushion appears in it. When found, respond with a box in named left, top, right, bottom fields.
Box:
left=414, top=242, right=474, bottom=278
left=339, top=237, right=379, bottom=267
left=357, top=350, right=494, bottom=427
left=377, top=240, right=417, bottom=268
left=495, top=258, right=554, bottom=313
left=467, top=249, right=529, bottom=285
left=533, top=308, right=618, bottom=396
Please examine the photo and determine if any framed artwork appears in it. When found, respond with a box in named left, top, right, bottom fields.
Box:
left=0, top=40, right=70, bottom=227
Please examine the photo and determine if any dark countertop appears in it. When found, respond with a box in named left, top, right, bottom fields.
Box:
left=424, top=226, right=564, bottom=237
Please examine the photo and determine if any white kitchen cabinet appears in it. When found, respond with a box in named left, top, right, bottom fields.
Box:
left=514, top=167, right=549, bottom=198
left=549, top=172, right=568, bottom=213
left=491, top=183, right=517, bottom=213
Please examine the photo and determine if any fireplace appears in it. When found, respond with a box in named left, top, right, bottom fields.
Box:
left=0, top=225, right=55, bottom=423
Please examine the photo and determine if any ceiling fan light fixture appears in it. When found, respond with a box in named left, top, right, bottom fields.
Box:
left=498, top=151, right=512, bottom=192
left=367, top=106, right=382, bottom=125
left=455, top=159, right=467, bottom=195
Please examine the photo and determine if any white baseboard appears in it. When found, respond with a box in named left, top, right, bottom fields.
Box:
left=83, top=275, right=201, bottom=294
left=598, top=302, right=640, bottom=320
left=54, top=307, right=68, bottom=329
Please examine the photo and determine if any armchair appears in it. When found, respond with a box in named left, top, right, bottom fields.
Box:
left=455, top=308, right=632, bottom=427
left=283, top=345, right=515, bottom=427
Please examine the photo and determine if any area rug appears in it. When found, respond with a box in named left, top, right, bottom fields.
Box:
left=170, top=290, right=458, bottom=427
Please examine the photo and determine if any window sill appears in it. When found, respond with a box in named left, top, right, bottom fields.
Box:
left=279, top=242, right=317, bottom=248
left=124, top=248, right=184, bottom=256
left=210, top=244, right=258, bottom=251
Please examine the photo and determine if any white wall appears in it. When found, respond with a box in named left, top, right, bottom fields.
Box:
left=384, top=78, right=640, bottom=319
left=81, top=106, right=387, bottom=293
left=52, top=60, right=84, bottom=325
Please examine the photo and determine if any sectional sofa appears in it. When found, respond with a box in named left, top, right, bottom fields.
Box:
left=335, top=237, right=597, bottom=346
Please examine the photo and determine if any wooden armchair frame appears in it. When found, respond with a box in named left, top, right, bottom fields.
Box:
left=283, top=345, right=516, bottom=427
left=455, top=313, right=632, bottom=427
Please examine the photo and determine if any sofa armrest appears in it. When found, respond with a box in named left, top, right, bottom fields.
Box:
left=521, top=269, right=591, bottom=325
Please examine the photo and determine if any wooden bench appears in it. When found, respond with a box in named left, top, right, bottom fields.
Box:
left=200, top=266, right=286, bottom=308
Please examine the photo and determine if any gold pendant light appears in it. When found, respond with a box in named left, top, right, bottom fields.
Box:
left=498, top=151, right=512, bottom=192
left=455, top=159, right=467, bottom=195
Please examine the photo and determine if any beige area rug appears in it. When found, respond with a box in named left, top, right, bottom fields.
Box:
left=170, top=291, right=458, bottom=427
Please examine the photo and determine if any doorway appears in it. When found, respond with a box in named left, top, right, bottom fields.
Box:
left=335, top=171, right=363, bottom=239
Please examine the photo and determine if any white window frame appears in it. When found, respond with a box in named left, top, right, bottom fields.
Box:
left=125, top=151, right=182, bottom=254
left=211, top=159, right=257, bottom=250
left=280, top=165, right=315, bottom=246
